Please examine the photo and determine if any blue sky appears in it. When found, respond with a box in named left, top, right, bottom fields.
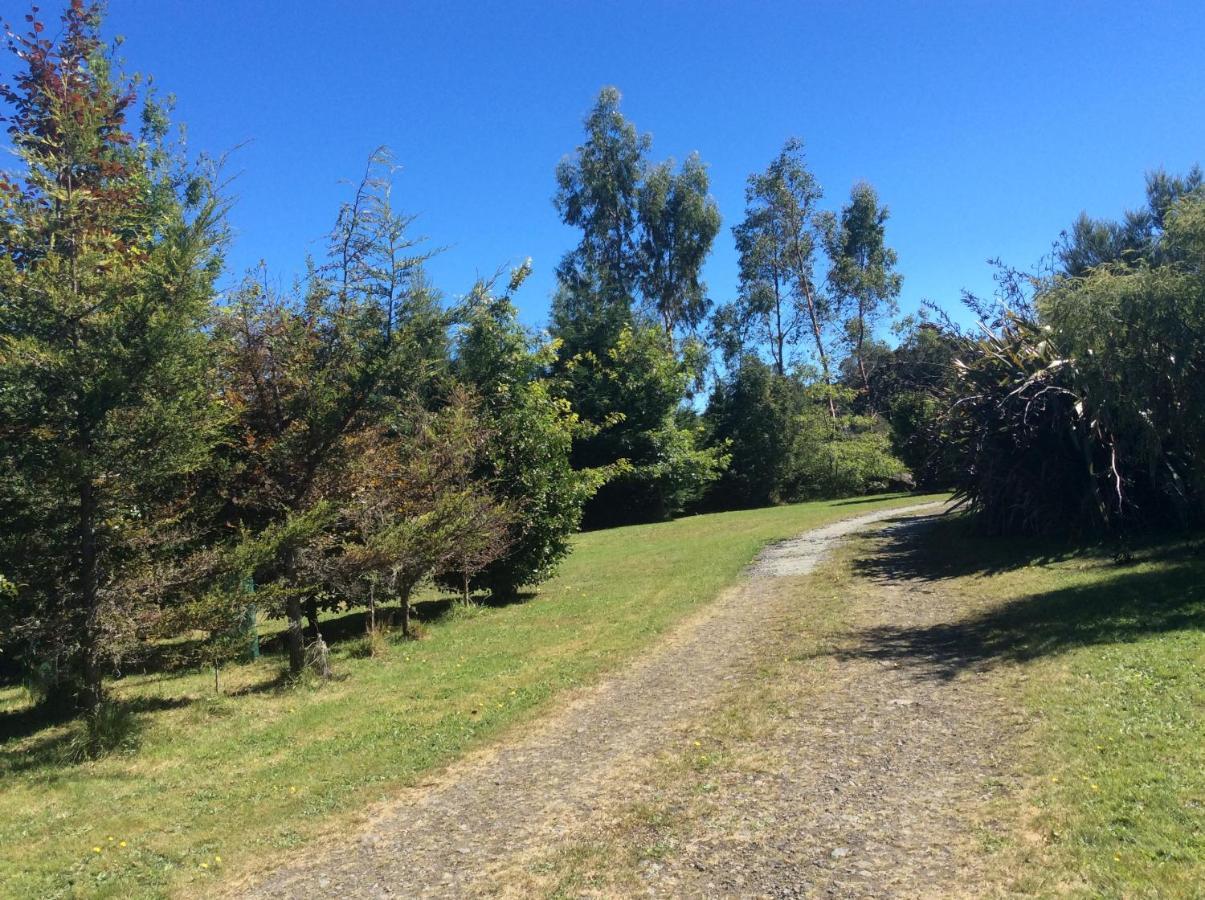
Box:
left=84, top=1, right=1205, bottom=331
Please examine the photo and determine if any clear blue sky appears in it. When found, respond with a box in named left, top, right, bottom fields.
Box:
left=91, top=0, right=1204, bottom=331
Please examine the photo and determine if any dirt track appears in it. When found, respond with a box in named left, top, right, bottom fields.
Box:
left=236, top=503, right=1016, bottom=898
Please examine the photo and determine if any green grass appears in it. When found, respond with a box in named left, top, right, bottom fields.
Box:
left=0, top=493, right=934, bottom=899
left=881, top=519, right=1205, bottom=898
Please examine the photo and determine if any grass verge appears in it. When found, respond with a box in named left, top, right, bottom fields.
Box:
left=864, top=517, right=1204, bottom=897
left=0, top=493, right=935, bottom=899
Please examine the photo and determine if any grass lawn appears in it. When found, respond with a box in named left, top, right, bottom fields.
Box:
left=874, top=518, right=1205, bottom=898
left=960, top=530, right=1203, bottom=897
left=0, top=493, right=936, bottom=899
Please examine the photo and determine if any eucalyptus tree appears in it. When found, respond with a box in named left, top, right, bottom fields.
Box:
left=719, top=140, right=838, bottom=414
left=823, top=182, right=902, bottom=398
left=551, top=88, right=725, bottom=525
left=638, top=153, right=722, bottom=340
left=552, top=86, right=648, bottom=351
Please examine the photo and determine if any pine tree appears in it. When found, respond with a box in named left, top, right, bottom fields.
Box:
left=0, top=2, right=226, bottom=711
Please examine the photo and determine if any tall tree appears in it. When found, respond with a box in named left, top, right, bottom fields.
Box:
left=638, top=153, right=721, bottom=340
left=720, top=140, right=837, bottom=413
left=823, top=182, right=902, bottom=398
left=551, top=86, right=648, bottom=351
left=551, top=88, right=725, bottom=525
left=0, top=2, right=226, bottom=711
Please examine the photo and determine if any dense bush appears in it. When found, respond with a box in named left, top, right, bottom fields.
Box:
left=940, top=177, right=1205, bottom=535
left=444, top=279, right=598, bottom=597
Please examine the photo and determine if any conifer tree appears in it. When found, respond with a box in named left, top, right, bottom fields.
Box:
left=0, top=2, right=226, bottom=711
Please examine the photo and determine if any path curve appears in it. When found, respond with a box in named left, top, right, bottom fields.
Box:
left=237, top=503, right=942, bottom=899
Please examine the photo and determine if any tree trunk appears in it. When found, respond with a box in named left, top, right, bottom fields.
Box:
left=285, top=594, right=305, bottom=675
left=400, top=587, right=412, bottom=639
left=77, top=460, right=103, bottom=715
left=304, top=596, right=321, bottom=642
left=856, top=306, right=871, bottom=398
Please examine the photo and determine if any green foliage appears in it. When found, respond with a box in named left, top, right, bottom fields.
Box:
left=703, top=357, right=803, bottom=508
left=338, top=388, right=512, bottom=634
left=551, top=89, right=725, bottom=525
left=638, top=153, right=722, bottom=336
left=939, top=181, right=1205, bottom=534
left=448, top=276, right=597, bottom=596
left=716, top=139, right=833, bottom=379
left=559, top=322, right=726, bottom=526
left=0, top=3, right=227, bottom=710
left=866, top=318, right=960, bottom=487
left=789, top=391, right=907, bottom=499
left=210, top=151, right=446, bottom=670
left=705, top=362, right=906, bottom=506
left=822, top=182, right=902, bottom=396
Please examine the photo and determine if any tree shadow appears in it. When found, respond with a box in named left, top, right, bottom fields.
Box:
left=0, top=693, right=191, bottom=750
left=0, top=693, right=195, bottom=775
left=838, top=518, right=1205, bottom=682
left=830, top=493, right=914, bottom=506
left=850, top=513, right=1192, bottom=582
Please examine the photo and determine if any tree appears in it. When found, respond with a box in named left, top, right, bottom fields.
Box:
left=211, top=152, right=443, bottom=674
left=702, top=361, right=906, bottom=509
left=702, top=356, right=804, bottom=508
left=445, top=269, right=597, bottom=598
left=719, top=140, right=838, bottom=415
left=557, top=321, right=726, bottom=526
left=638, top=153, right=721, bottom=340
left=339, top=389, right=509, bottom=636
left=551, top=88, right=725, bottom=525
left=0, top=2, right=226, bottom=712
left=551, top=86, right=648, bottom=352
left=823, top=182, right=902, bottom=398
left=939, top=176, right=1205, bottom=535
left=866, top=317, right=959, bottom=488
left=1058, top=167, right=1202, bottom=276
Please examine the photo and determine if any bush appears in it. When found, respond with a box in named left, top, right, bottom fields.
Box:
left=940, top=185, right=1205, bottom=535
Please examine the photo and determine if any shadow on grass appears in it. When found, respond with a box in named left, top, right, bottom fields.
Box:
left=0, top=694, right=188, bottom=773
left=839, top=517, right=1205, bottom=682
left=2, top=588, right=537, bottom=756
left=854, top=512, right=1199, bottom=581
left=830, top=493, right=914, bottom=507
left=256, top=589, right=538, bottom=655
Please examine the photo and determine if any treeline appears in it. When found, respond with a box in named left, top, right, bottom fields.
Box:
left=0, top=6, right=598, bottom=714
left=3, top=4, right=1202, bottom=723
